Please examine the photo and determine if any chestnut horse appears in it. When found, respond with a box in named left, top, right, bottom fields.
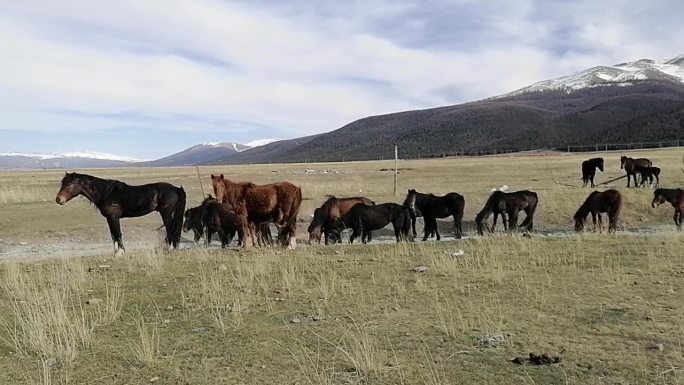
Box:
left=211, top=174, right=302, bottom=249
left=620, top=156, right=652, bottom=188
left=574, top=189, right=622, bottom=233
left=56, top=172, right=185, bottom=255
left=308, top=196, right=375, bottom=244
left=652, top=188, right=684, bottom=230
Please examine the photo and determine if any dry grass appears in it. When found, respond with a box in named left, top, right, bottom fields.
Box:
left=0, top=149, right=683, bottom=384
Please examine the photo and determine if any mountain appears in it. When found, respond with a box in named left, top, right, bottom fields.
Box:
left=0, top=152, right=136, bottom=169
left=243, top=138, right=281, bottom=148
left=138, top=142, right=250, bottom=167
left=208, top=54, right=684, bottom=164
left=503, top=56, right=684, bottom=96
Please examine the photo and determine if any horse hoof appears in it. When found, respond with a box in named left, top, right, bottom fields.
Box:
left=114, top=248, right=125, bottom=257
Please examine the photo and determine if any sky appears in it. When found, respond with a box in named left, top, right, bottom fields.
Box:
left=1, top=0, right=683, bottom=159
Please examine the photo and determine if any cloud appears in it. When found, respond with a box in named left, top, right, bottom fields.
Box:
left=0, top=0, right=682, bottom=157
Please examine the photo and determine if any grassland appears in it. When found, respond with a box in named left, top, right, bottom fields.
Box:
left=0, top=149, right=683, bottom=384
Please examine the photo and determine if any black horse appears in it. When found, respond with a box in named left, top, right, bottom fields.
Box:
left=635, top=166, right=661, bottom=187
left=197, top=195, right=272, bottom=247
left=329, top=203, right=412, bottom=244
left=403, top=189, right=465, bottom=241
left=620, top=156, right=652, bottom=187
left=183, top=204, right=206, bottom=243
left=652, top=188, right=684, bottom=230
left=475, top=190, right=538, bottom=235
left=581, top=157, right=604, bottom=187
left=56, top=172, right=186, bottom=255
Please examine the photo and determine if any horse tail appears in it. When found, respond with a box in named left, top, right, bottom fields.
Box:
left=402, top=207, right=412, bottom=240
left=170, top=186, right=186, bottom=248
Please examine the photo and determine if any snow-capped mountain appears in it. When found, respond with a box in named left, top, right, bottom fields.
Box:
left=244, top=138, right=281, bottom=148
left=139, top=142, right=250, bottom=167
left=0, top=151, right=138, bottom=169
left=505, top=54, right=684, bottom=96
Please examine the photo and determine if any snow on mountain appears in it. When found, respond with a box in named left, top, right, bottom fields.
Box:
left=0, top=151, right=141, bottom=162
left=505, top=54, right=684, bottom=97
left=244, top=138, right=281, bottom=148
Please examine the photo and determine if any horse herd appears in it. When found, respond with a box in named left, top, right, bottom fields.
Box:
left=54, top=155, right=684, bottom=255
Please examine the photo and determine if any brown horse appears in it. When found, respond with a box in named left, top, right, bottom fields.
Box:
left=620, top=156, right=652, bottom=188
left=475, top=190, right=538, bottom=235
left=652, top=188, right=684, bottom=230
left=211, top=174, right=302, bottom=249
left=574, top=189, right=623, bottom=233
left=308, top=196, right=375, bottom=244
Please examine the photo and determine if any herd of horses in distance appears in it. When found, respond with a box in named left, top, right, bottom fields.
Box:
left=54, top=155, right=684, bottom=255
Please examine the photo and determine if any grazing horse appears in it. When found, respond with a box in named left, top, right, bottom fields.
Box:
left=183, top=204, right=206, bottom=243
left=211, top=174, right=302, bottom=249
left=55, top=172, right=186, bottom=255
left=620, top=156, right=652, bottom=188
left=308, top=196, right=375, bottom=244
left=574, top=189, right=622, bottom=233
left=581, top=158, right=604, bottom=188
left=329, top=203, right=412, bottom=244
left=635, top=166, right=661, bottom=187
left=475, top=190, right=538, bottom=235
left=652, top=188, right=684, bottom=230
left=403, top=189, right=465, bottom=241
left=200, top=195, right=241, bottom=248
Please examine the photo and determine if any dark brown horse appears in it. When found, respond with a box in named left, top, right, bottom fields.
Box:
left=581, top=157, right=604, bottom=188
left=328, top=203, right=412, bottom=244
left=475, top=190, right=538, bottom=235
left=403, top=189, right=465, bottom=241
left=56, top=172, right=186, bottom=255
left=574, top=189, right=622, bottom=233
left=635, top=166, right=661, bottom=187
left=308, top=196, right=375, bottom=244
left=620, top=156, right=652, bottom=188
left=652, top=188, right=684, bottom=230
left=211, top=174, right=302, bottom=249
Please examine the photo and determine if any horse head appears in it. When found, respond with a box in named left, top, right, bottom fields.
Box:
left=651, top=189, right=667, bottom=208
left=308, top=207, right=324, bottom=244
left=403, top=189, right=417, bottom=214
left=573, top=210, right=585, bottom=231
left=598, top=158, right=604, bottom=172
left=620, top=156, right=627, bottom=169
left=210, top=174, right=226, bottom=202
left=56, top=172, right=82, bottom=205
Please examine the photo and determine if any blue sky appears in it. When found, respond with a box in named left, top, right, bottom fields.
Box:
left=1, top=0, right=682, bottom=159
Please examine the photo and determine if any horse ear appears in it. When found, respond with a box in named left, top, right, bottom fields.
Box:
left=220, top=174, right=224, bottom=179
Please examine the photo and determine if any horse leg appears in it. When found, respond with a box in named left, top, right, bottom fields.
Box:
left=106, top=217, right=125, bottom=256
left=597, top=213, right=604, bottom=233
left=432, top=217, right=441, bottom=240
left=492, top=212, right=499, bottom=233
left=626, top=172, right=631, bottom=188
left=411, top=215, right=417, bottom=238
left=422, top=216, right=431, bottom=241
left=349, top=227, right=359, bottom=244
left=674, top=210, right=682, bottom=231
left=590, top=174, right=595, bottom=188
left=507, top=210, right=519, bottom=232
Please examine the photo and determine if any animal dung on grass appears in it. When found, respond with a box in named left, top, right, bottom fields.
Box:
left=511, top=353, right=561, bottom=365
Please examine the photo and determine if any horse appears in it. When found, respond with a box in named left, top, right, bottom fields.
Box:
left=475, top=190, right=538, bottom=235
left=328, top=203, right=412, bottom=244
left=620, top=156, right=652, bottom=188
left=581, top=157, right=604, bottom=188
left=403, top=189, right=465, bottom=241
left=652, top=188, right=684, bottom=230
left=55, top=172, right=186, bottom=255
left=573, top=189, right=623, bottom=233
left=183, top=204, right=206, bottom=243
left=211, top=174, right=302, bottom=249
left=308, top=196, right=375, bottom=244
left=635, top=166, right=661, bottom=187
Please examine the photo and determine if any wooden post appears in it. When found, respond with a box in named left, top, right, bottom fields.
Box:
left=195, top=164, right=205, bottom=197
left=394, top=145, right=398, bottom=196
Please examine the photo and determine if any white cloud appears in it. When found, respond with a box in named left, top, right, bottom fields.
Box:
left=0, top=0, right=682, bottom=151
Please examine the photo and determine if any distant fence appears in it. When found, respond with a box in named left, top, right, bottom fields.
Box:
left=561, top=139, right=684, bottom=153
